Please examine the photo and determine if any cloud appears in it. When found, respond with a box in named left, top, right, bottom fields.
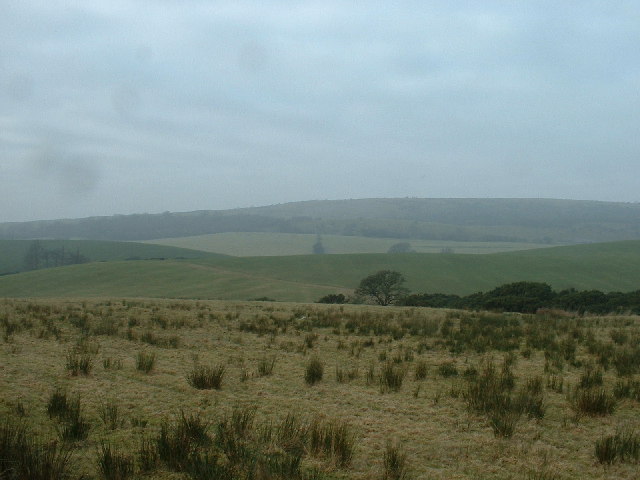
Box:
left=0, top=1, right=639, bottom=222
left=29, top=144, right=100, bottom=196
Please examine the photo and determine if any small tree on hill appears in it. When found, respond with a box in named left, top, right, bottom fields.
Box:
left=312, top=234, right=326, bottom=254
left=355, top=270, right=408, bottom=306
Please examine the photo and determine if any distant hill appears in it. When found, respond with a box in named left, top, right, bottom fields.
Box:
left=0, top=239, right=221, bottom=275
left=1, top=240, right=639, bottom=301
left=1, top=198, right=639, bottom=244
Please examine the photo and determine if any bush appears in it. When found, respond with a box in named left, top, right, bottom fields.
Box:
left=187, top=364, right=226, bottom=390
left=305, top=356, right=324, bottom=385
left=317, top=293, right=347, bottom=304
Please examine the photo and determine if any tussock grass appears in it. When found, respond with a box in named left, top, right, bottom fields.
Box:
left=257, top=356, right=276, bottom=376
left=379, top=361, right=405, bottom=393
left=570, top=387, right=616, bottom=417
left=382, top=441, right=410, bottom=480
left=187, top=364, right=226, bottom=390
left=97, top=442, right=134, bottom=480
left=305, top=356, right=324, bottom=385
left=595, top=427, right=640, bottom=464
left=135, top=350, right=156, bottom=373
left=65, top=350, right=93, bottom=375
left=0, top=417, right=73, bottom=480
left=99, top=399, right=121, bottom=430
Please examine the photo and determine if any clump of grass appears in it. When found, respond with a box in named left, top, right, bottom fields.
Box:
left=46, top=389, right=90, bottom=441
left=305, top=356, right=324, bottom=385
left=570, top=387, right=616, bottom=417
left=97, top=442, right=134, bottom=480
left=379, top=362, right=405, bottom=393
left=308, top=416, right=356, bottom=468
left=277, top=413, right=308, bottom=455
left=489, top=411, right=519, bottom=438
left=595, top=427, right=640, bottom=464
left=613, top=378, right=640, bottom=400
left=365, top=363, right=376, bottom=385
left=187, top=364, right=226, bottom=390
left=156, top=411, right=211, bottom=471
left=0, top=416, right=73, bottom=480
left=58, top=402, right=90, bottom=442
left=515, top=376, right=545, bottom=419
left=47, top=388, right=71, bottom=420
left=437, top=361, right=458, bottom=378
left=578, top=365, right=603, bottom=389
left=135, top=350, right=156, bottom=373
left=414, top=360, right=428, bottom=381
left=137, top=436, right=159, bottom=473
left=257, top=356, right=276, bottom=377
left=65, top=350, right=93, bottom=375
left=382, top=441, right=410, bottom=480
left=546, top=375, right=564, bottom=393
left=99, top=399, right=121, bottom=430
left=102, top=357, right=123, bottom=370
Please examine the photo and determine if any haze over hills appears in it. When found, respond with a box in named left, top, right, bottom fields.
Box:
left=2, top=198, right=640, bottom=244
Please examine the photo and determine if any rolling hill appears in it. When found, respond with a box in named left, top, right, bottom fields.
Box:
left=0, top=239, right=222, bottom=275
left=1, top=240, right=639, bottom=302
left=2, top=198, right=640, bottom=244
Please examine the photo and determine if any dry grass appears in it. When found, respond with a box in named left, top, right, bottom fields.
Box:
left=0, top=298, right=639, bottom=479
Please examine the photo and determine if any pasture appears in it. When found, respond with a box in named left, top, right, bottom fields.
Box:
left=1, top=298, right=639, bottom=479
left=2, top=241, right=640, bottom=302
left=144, top=233, right=552, bottom=257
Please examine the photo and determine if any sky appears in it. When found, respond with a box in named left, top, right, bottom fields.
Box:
left=1, top=1, right=639, bottom=222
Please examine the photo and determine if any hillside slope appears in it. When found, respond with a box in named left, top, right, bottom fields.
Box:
left=1, top=240, right=639, bottom=301
left=0, top=239, right=221, bottom=275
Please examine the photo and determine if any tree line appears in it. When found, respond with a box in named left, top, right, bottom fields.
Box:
left=320, top=271, right=640, bottom=315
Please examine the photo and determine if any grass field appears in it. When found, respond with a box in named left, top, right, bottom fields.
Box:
left=2, top=241, right=640, bottom=301
left=144, top=233, right=552, bottom=256
left=1, top=298, right=639, bottom=479
left=0, top=239, right=221, bottom=275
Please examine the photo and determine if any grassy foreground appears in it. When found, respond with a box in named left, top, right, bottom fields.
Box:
left=1, top=298, right=640, bottom=479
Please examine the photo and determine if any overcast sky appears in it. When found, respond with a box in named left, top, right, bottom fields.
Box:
left=1, top=1, right=639, bottom=222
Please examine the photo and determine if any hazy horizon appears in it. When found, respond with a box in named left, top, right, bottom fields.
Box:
left=2, top=2, right=639, bottom=222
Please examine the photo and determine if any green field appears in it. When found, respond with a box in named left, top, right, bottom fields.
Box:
left=0, top=239, right=221, bottom=275
left=1, top=240, right=640, bottom=301
left=145, top=232, right=551, bottom=256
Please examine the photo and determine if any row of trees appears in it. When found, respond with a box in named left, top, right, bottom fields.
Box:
left=320, top=271, right=640, bottom=315
left=23, top=241, right=89, bottom=271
